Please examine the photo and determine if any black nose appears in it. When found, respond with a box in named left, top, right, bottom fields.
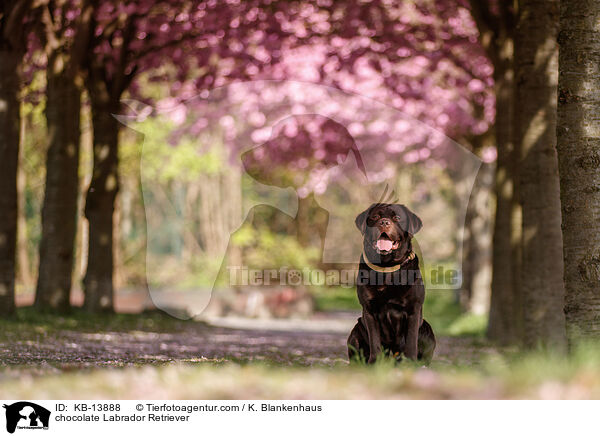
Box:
left=379, top=218, right=391, bottom=227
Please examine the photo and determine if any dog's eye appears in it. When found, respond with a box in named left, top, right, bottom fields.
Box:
left=393, top=215, right=401, bottom=221
left=371, top=214, right=380, bottom=221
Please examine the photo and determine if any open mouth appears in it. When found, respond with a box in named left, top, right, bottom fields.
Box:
left=373, top=233, right=400, bottom=254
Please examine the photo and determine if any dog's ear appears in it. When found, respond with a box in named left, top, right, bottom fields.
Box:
left=355, top=207, right=371, bottom=235
left=394, top=204, right=422, bottom=235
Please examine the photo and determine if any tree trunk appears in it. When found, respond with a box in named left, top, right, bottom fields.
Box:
left=198, top=174, right=220, bottom=254
left=461, top=161, right=493, bottom=315
left=516, top=0, right=566, bottom=349
left=296, top=193, right=328, bottom=256
left=487, top=46, right=524, bottom=345
left=17, top=110, right=32, bottom=288
left=35, top=70, right=82, bottom=312
left=76, top=100, right=93, bottom=282
left=556, top=0, right=600, bottom=344
left=0, top=49, right=20, bottom=316
left=83, top=93, right=119, bottom=313
left=113, top=186, right=123, bottom=290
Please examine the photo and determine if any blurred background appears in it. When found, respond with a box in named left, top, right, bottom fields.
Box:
left=2, top=0, right=597, bottom=399
left=9, top=1, right=496, bottom=336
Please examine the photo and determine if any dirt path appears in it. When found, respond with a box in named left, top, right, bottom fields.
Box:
left=3, top=312, right=599, bottom=399
left=0, top=312, right=494, bottom=375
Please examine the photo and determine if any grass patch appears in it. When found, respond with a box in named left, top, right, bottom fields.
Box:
left=312, top=286, right=360, bottom=311
left=424, top=290, right=487, bottom=337
left=445, top=313, right=487, bottom=337
left=0, top=306, right=194, bottom=341
left=481, top=342, right=600, bottom=386
left=3, top=344, right=600, bottom=399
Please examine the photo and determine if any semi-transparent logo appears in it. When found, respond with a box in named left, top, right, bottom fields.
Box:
left=117, top=81, right=482, bottom=319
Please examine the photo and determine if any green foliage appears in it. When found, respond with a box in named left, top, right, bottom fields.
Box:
left=313, top=286, right=360, bottom=311
left=137, top=118, right=224, bottom=184
left=18, top=98, right=49, bottom=287
left=178, top=255, right=228, bottom=289
left=232, top=224, right=321, bottom=272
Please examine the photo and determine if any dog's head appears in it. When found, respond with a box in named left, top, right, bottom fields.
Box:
left=355, top=203, right=422, bottom=264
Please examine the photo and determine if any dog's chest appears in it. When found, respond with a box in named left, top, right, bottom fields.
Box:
left=362, top=283, right=413, bottom=310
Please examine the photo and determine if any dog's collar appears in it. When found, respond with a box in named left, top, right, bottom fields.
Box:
left=361, top=249, right=416, bottom=273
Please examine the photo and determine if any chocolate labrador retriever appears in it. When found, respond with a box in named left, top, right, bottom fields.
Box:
left=347, top=203, right=436, bottom=364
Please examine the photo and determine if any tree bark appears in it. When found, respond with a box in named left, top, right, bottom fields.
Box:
left=76, top=102, right=93, bottom=282
left=35, top=68, right=82, bottom=312
left=17, top=110, right=32, bottom=288
left=461, top=160, right=493, bottom=315
left=556, top=0, right=600, bottom=344
left=466, top=1, right=523, bottom=345
left=487, top=49, right=524, bottom=345
left=83, top=90, right=119, bottom=313
left=0, top=49, right=21, bottom=316
left=516, top=0, right=566, bottom=349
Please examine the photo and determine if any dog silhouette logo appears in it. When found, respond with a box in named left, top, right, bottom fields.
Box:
left=3, top=402, right=50, bottom=433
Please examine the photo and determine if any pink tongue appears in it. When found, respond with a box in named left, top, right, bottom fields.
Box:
left=377, top=239, right=393, bottom=251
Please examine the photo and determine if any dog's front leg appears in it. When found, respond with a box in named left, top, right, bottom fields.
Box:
left=405, top=311, right=421, bottom=360
left=363, top=311, right=381, bottom=363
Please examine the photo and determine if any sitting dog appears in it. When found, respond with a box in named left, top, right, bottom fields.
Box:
left=347, top=203, right=436, bottom=364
